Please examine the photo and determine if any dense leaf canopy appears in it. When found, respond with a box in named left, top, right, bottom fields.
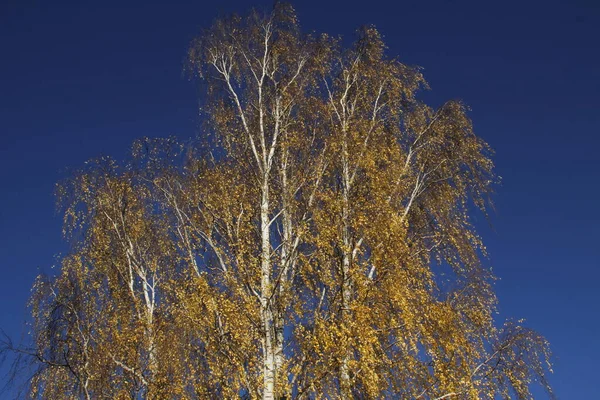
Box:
left=6, top=4, right=552, bottom=399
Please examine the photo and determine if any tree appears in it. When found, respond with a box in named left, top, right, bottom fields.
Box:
left=4, top=3, right=553, bottom=399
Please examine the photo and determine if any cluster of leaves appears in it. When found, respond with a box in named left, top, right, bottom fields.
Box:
left=4, top=3, right=553, bottom=399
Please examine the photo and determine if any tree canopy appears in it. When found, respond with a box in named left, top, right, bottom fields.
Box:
left=5, top=3, right=553, bottom=399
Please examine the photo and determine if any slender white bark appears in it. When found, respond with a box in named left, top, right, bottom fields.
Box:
left=340, top=144, right=353, bottom=397
left=261, top=178, right=276, bottom=400
left=274, top=152, right=290, bottom=387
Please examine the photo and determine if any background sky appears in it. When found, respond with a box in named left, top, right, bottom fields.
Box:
left=1, top=0, right=598, bottom=397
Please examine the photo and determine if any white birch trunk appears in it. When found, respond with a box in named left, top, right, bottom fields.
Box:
left=340, top=135, right=353, bottom=397
left=274, top=155, right=293, bottom=390
left=261, top=178, right=276, bottom=400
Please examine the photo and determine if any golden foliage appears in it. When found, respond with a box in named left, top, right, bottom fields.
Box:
left=22, top=3, right=552, bottom=399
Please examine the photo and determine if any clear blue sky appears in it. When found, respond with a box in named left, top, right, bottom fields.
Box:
left=1, top=0, right=598, bottom=397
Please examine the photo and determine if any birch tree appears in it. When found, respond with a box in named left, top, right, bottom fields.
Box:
left=5, top=3, right=554, bottom=399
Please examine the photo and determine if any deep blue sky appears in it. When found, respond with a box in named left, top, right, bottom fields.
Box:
left=1, top=0, right=598, bottom=397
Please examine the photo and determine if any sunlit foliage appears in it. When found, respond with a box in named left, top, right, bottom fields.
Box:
left=11, top=3, right=553, bottom=399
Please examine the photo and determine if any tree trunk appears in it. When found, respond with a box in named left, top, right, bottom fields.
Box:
left=274, top=161, right=291, bottom=392
left=261, top=178, right=276, bottom=400
left=340, top=205, right=352, bottom=398
left=340, top=142, right=353, bottom=398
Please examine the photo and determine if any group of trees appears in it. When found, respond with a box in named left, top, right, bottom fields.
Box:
left=4, top=4, right=553, bottom=399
